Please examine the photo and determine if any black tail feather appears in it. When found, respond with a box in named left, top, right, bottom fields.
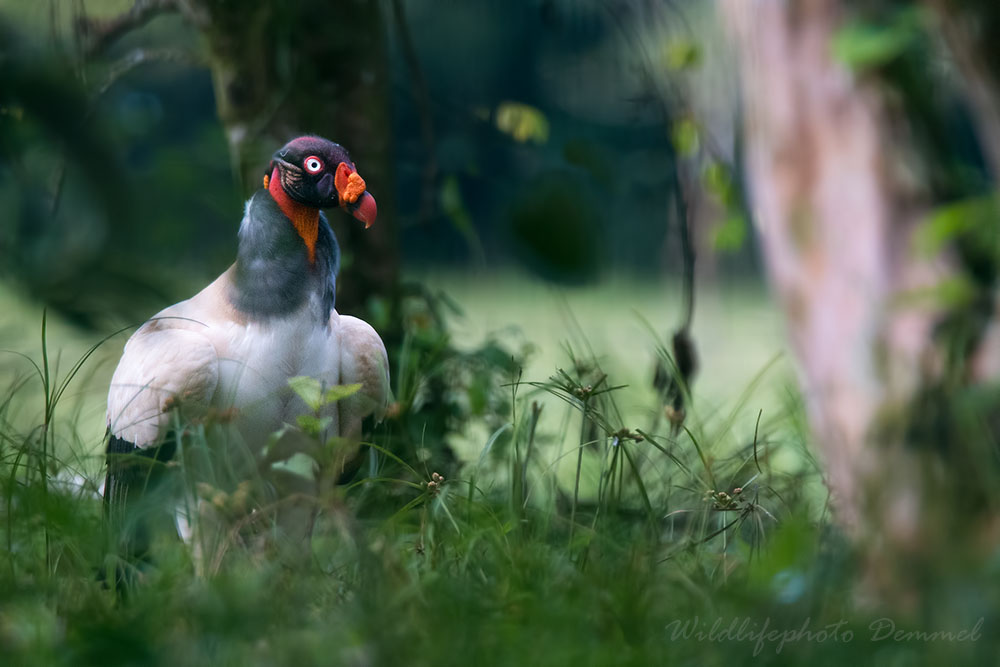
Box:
left=102, top=432, right=178, bottom=590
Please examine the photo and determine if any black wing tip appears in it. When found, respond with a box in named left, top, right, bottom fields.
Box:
left=107, top=433, right=139, bottom=456
left=103, top=433, right=177, bottom=508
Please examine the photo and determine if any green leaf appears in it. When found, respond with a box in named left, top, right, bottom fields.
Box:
left=832, top=10, right=920, bottom=70
left=663, top=40, right=701, bottom=71
left=324, top=383, right=362, bottom=404
left=297, top=414, right=333, bottom=436
left=495, top=101, right=549, bottom=144
left=895, top=275, right=976, bottom=309
left=703, top=162, right=735, bottom=207
left=289, top=377, right=361, bottom=412
left=915, top=195, right=998, bottom=257
left=441, top=175, right=486, bottom=264
left=288, top=376, right=323, bottom=411
left=712, top=215, right=748, bottom=253
left=671, top=118, right=699, bottom=157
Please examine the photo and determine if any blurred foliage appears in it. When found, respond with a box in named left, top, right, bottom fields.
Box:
left=662, top=39, right=701, bottom=71
left=1, top=313, right=997, bottom=666
left=833, top=6, right=923, bottom=70
left=375, top=283, right=526, bottom=479
left=508, top=171, right=604, bottom=285
left=0, top=10, right=236, bottom=326
left=839, top=3, right=1000, bottom=424
left=2, top=0, right=1000, bottom=660
left=859, top=4, right=992, bottom=201
left=918, top=194, right=1000, bottom=287
left=494, top=101, right=550, bottom=144
left=0, top=20, right=149, bottom=326
left=702, top=161, right=747, bottom=253
left=0, top=0, right=724, bottom=326
left=670, top=117, right=700, bottom=158
left=439, top=175, right=485, bottom=264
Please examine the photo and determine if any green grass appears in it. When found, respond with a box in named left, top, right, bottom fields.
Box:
left=1, top=274, right=997, bottom=666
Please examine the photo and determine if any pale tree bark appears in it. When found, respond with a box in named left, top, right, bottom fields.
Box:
left=720, top=0, right=974, bottom=588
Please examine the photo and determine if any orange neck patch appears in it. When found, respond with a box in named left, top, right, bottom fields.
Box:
left=268, top=167, right=320, bottom=263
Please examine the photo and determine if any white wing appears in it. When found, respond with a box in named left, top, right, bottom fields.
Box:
left=336, top=314, right=390, bottom=439
left=106, top=320, right=220, bottom=448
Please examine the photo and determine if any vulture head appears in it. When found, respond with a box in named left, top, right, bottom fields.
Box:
left=265, top=135, right=378, bottom=228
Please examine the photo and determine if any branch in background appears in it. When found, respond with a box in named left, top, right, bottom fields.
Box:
left=666, top=165, right=698, bottom=433
left=391, top=0, right=438, bottom=225
left=927, top=1, right=1000, bottom=191
left=77, top=0, right=179, bottom=57
left=91, top=47, right=199, bottom=104
left=50, top=47, right=198, bottom=216
left=652, top=168, right=699, bottom=435
left=171, top=0, right=212, bottom=30
left=674, top=166, right=697, bottom=333
left=610, top=2, right=700, bottom=431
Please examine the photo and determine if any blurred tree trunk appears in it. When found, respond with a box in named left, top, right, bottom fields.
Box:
left=723, top=0, right=1000, bottom=598
left=181, top=0, right=397, bottom=314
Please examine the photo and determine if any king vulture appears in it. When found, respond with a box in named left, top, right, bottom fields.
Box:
left=104, top=136, right=389, bottom=556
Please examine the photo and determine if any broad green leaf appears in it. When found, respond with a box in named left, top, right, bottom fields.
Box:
left=832, top=9, right=920, bottom=70
left=289, top=377, right=361, bottom=412
left=270, top=452, right=318, bottom=480
left=915, top=195, right=998, bottom=257
left=288, top=376, right=323, bottom=411
left=324, top=383, right=362, bottom=404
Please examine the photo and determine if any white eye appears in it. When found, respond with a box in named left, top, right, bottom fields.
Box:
left=304, top=156, right=324, bottom=174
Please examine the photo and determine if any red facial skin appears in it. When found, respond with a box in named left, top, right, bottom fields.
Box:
left=265, top=138, right=379, bottom=261
left=268, top=166, right=321, bottom=264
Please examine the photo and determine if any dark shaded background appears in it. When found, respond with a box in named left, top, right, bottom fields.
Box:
left=0, top=0, right=762, bottom=330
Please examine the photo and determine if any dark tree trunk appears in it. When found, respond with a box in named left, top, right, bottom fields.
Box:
left=185, top=0, right=398, bottom=315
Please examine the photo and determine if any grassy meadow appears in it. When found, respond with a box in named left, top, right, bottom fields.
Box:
left=0, top=271, right=797, bottom=485
left=0, top=273, right=995, bottom=666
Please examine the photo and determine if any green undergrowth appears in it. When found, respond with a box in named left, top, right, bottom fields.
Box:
left=1, top=310, right=996, bottom=667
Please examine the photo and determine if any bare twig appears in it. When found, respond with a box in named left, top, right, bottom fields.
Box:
left=606, top=2, right=700, bottom=423
left=77, top=0, right=179, bottom=57
left=673, top=164, right=697, bottom=333
left=91, top=47, right=198, bottom=105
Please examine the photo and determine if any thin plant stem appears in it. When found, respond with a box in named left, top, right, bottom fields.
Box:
left=40, top=311, right=51, bottom=576
left=569, top=398, right=588, bottom=547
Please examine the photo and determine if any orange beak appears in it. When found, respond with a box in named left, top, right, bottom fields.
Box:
left=335, top=161, right=377, bottom=228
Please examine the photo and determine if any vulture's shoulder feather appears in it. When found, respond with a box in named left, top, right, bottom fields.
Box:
left=335, top=313, right=390, bottom=430
left=106, top=314, right=219, bottom=448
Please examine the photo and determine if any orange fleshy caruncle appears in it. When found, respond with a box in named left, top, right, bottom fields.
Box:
left=334, top=162, right=367, bottom=204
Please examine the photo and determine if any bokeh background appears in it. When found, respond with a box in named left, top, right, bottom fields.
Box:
left=0, top=0, right=788, bottom=461
left=4, top=1, right=1000, bottom=665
